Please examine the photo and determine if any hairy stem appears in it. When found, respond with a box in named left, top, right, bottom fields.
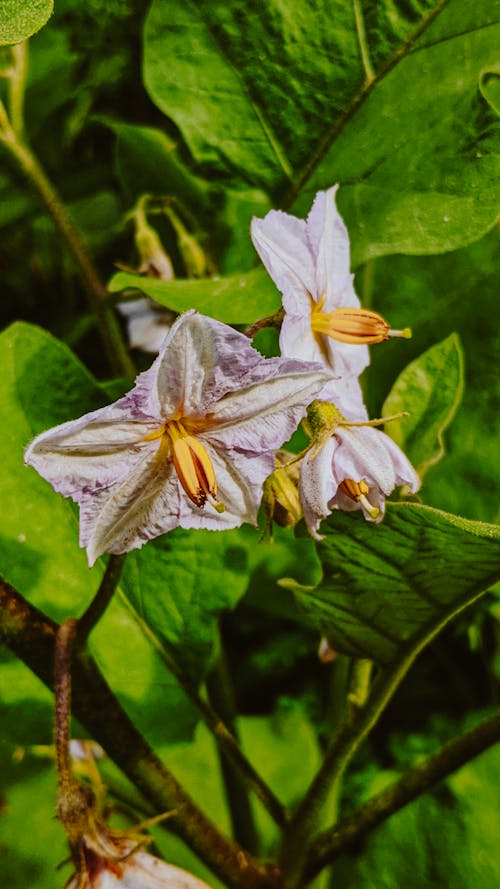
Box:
left=0, top=578, right=280, bottom=889
left=54, top=618, right=79, bottom=790
left=305, top=709, right=500, bottom=881
left=118, top=590, right=287, bottom=829
left=206, top=642, right=260, bottom=854
left=0, top=115, right=134, bottom=378
left=77, top=555, right=126, bottom=644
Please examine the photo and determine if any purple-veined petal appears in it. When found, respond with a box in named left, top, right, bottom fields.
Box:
left=24, top=404, right=162, bottom=499
left=204, top=359, right=329, bottom=453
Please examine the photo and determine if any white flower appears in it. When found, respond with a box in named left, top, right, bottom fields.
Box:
left=63, top=814, right=213, bottom=889
left=251, top=186, right=410, bottom=418
left=299, top=408, right=420, bottom=538
left=117, top=298, right=175, bottom=354
left=25, top=312, right=328, bottom=565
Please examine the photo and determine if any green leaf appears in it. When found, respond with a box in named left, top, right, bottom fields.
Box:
left=143, top=0, right=499, bottom=259
left=382, top=333, right=464, bottom=477
left=0, top=0, right=53, bottom=45
left=363, top=228, right=499, bottom=523
left=99, top=119, right=212, bottom=215
left=336, top=744, right=500, bottom=889
left=294, top=504, right=500, bottom=664
left=121, top=527, right=252, bottom=682
left=0, top=322, right=105, bottom=618
left=108, top=267, right=280, bottom=324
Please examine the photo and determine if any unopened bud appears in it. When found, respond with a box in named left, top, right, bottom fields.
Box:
left=164, top=206, right=210, bottom=278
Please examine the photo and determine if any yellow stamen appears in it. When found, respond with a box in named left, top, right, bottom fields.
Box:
left=311, top=301, right=411, bottom=345
left=165, top=421, right=221, bottom=509
left=339, top=478, right=380, bottom=519
left=145, top=421, right=224, bottom=511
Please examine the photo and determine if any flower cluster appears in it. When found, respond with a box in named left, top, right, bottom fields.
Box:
left=25, top=186, right=419, bottom=562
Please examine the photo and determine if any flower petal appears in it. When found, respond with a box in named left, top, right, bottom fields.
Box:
left=306, top=186, right=355, bottom=309
left=299, top=437, right=339, bottom=539
left=24, top=403, right=161, bottom=499
left=250, top=210, right=316, bottom=314
left=334, top=426, right=420, bottom=494
left=205, top=358, right=329, bottom=453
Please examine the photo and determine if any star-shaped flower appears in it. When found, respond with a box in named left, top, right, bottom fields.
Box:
left=298, top=402, right=420, bottom=538
left=25, top=312, right=328, bottom=565
left=251, top=186, right=409, bottom=416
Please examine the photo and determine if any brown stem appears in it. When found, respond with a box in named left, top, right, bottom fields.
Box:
left=77, top=555, right=126, bottom=645
left=305, top=709, right=500, bottom=882
left=0, top=578, right=280, bottom=889
left=118, top=591, right=287, bottom=829
left=54, top=618, right=79, bottom=789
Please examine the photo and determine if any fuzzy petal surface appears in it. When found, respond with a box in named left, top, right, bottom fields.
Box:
left=300, top=424, right=420, bottom=536
left=250, top=211, right=315, bottom=316
left=26, top=312, right=328, bottom=564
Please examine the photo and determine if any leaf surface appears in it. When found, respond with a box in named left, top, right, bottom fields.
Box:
left=294, top=504, right=500, bottom=664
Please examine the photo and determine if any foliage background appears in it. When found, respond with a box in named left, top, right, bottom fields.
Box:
left=0, top=0, right=499, bottom=887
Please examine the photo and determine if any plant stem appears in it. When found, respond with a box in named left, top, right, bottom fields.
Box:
left=0, top=114, right=134, bottom=378
left=118, top=590, right=287, bottom=829
left=77, top=555, right=126, bottom=644
left=8, top=43, right=28, bottom=137
left=0, top=578, right=280, bottom=889
left=54, top=618, right=79, bottom=790
left=279, top=653, right=411, bottom=885
left=206, top=641, right=260, bottom=854
left=305, top=709, right=500, bottom=881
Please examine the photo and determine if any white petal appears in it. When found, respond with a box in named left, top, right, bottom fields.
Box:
left=334, top=426, right=419, bottom=495
left=25, top=403, right=161, bottom=499
left=299, top=438, right=339, bottom=539
left=306, top=186, right=356, bottom=310
left=122, top=851, right=213, bottom=889
left=206, top=360, right=329, bottom=453
left=251, top=210, right=316, bottom=313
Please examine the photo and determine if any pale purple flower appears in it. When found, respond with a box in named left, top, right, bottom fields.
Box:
left=25, top=312, right=327, bottom=566
left=299, top=419, right=420, bottom=539
left=251, top=185, right=369, bottom=416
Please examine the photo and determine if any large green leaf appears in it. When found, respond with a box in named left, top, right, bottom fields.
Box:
left=121, top=527, right=252, bottom=682
left=143, top=0, right=499, bottom=260
left=0, top=323, right=197, bottom=744
left=0, top=0, right=53, bottom=45
left=382, top=333, right=464, bottom=477
left=100, top=119, right=212, bottom=214
left=0, top=322, right=105, bottom=617
left=108, top=267, right=280, bottom=323
left=335, top=744, right=500, bottom=889
left=294, top=504, right=500, bottom=664
left=363, top=228, right=499, bottom=523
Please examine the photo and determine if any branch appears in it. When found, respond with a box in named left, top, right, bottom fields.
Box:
left=118, top=590, right=287, bottom=830
left=0, top=578, right=279, bottom=889
left=305, top=709, right=500, bottom=881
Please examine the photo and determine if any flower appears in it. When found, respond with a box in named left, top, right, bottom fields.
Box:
left=25, top=312, right=328, bottom=565
left=298, top=401, right=420, bottom=538
left=62, top=801, right=212, bottom=889
left=251, top=185, right=408, bottom=416
left=117, top=298, right=175, bottom=354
